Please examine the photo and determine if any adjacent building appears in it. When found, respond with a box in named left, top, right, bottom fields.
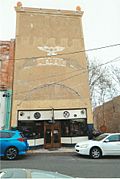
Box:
left=0, top=40, right=15, bottom=129
left=11, top=3, right=93, bottom=148
left=94, top=96, right=120, bottom=133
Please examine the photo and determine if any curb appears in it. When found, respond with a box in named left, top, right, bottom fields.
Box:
left=27, top=148, right=75, bottom=154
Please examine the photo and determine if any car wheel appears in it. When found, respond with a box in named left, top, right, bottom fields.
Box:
left=90, top=147, right=102, bottom=159
left=5, top=147, right=18, bottom=160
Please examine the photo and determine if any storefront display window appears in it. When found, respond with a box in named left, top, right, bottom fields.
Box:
left=18, top=121, right=44, bottom=139
left=61, top=119, right=87, bottom=137
left=18, top=118, right=87, bottom=139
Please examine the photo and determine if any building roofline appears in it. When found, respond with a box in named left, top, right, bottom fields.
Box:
left=15, top=6, right=83, bottom=17
left=0, top=39, right=15, bottom=45
left=94, top=95, right=120, bottom=110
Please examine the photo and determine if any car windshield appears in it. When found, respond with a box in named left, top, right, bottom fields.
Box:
left=93, top=134, right=108, bottom=141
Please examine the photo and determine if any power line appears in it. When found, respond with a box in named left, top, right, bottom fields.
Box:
left=14, top=56, right=120, bottom=105
left=15, top=65, right=87, bottom=85
left=93, top=56, right=120, bottom=67
left=1, top=43, right=120, bottom=61
left=2, top=51, right=120, bottom=93
left=14, top=43, right=120, bottom=61
left=84, top=43, right=120, bottom=52
left=14, top=55, right=120, bottom=88
left=14, top=56, right=120, bottom=96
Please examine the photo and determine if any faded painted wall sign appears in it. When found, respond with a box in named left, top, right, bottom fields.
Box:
left=37, top=46, right=65, bottom=56
left=37, top=45, right=66, bottom=67
left=23, top=45, right=80, bottom=70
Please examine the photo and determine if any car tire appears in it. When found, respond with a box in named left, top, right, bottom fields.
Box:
left=5, top=147, right=18, bottom=160
left=90, top=147, right=102, bottom=159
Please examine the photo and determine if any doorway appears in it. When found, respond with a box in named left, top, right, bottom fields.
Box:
left=44, top=121, right=61, bottom=149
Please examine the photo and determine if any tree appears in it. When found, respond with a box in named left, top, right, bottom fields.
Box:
left=111, top=65, right=120, bottom=88
left=88, top=59, right=120, bottom=109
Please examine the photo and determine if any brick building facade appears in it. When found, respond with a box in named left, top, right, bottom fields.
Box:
left=0, top=40, right=15, bottom=90
left=0, top=40, right=15, bottom=129
left=94, top=96, right=120, bottom=133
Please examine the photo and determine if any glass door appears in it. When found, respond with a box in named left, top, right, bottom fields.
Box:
left=44, top=122, right=61, bottom=149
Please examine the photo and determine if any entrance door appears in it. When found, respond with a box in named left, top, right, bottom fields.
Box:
left=44, top=121, right=61, bottom=149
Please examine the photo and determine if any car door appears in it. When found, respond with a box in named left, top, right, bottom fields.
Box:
left=0, top=132, right=11, bottom=155
left=102, top=134, right=120, bottom=155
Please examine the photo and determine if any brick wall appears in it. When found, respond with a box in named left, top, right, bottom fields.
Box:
left=94, top=96, right=120, bottom=132
left=0, top=40, right=15, bottom=90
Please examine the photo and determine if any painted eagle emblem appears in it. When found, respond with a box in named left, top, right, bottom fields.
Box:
left=38, top=46, right=65, bottom=56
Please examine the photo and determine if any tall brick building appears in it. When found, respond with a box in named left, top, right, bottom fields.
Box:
left=0, top=40, right=15, bottom=129
left=11, top=3, right=93, bottom=148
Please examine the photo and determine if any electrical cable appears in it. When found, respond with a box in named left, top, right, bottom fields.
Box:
left=14, top=55, right=120, bottom=105
left=14, top=56, right=120, bottom=96
left=14, top=43, right=120, bottom=61
left=0, top=43, right=120, bottom=61
left=14, top=56, right=120, bottom=88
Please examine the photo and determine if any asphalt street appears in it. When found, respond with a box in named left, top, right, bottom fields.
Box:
left=1, top=153, right=120, bottom=178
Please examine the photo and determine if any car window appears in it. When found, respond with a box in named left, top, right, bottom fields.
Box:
left=107, top=135, right=120, bottom=142
left=0, top=132, right=13, bottom=138
left=93, top=134, right=108, bottom=141
left=20, top=132, right=25, bottom=138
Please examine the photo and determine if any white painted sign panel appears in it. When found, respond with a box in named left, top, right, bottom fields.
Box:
left=54, top=109, right=87, bottom=120
left=18, top=109, right=86, bottom=121
left=18, top=110, right=53, bottom=121
left=0, top=91, right=6, bottom=129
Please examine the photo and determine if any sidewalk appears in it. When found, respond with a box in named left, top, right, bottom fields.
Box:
left=28, top=147, right=75, bottom=154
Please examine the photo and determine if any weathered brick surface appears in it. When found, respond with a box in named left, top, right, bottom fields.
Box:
left=94, top=96, right=120, bottom=132
left=0, top=40, right=15, bottom=90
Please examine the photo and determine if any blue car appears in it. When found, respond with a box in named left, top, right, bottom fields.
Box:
left=0, top=130, right=29, bottom=160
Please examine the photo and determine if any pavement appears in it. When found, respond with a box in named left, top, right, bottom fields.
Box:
left=28, top=147, right=75, bottom=154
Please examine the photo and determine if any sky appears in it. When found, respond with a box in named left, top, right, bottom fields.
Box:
left=0, top=0, right=120, bottom=65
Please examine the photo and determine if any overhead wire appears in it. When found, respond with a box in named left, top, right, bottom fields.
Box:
left=0, top=43, right=120, bottom=61
left=15, top=55, right=120, bottom=105
left=1, top=43, right=120, bottom=102
left=18, top=55, right=120, bottom=86
left=15, top=65, right=87, bottom=85
left=14, top=56, right=120, bottom=95
left=13, top=43, right=120, bottom=61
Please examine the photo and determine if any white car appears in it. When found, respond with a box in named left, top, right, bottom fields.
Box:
left=75, top=133, right=120, bottom=159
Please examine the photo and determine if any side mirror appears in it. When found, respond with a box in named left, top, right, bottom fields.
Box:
left=104, top=139, right=109, bottom=143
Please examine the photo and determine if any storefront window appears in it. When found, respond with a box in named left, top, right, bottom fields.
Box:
left=61, top=120, right=70, bottom=137
left=18, top=121, right=44, bottom=139
left=61, top=119, right=87, bottom=137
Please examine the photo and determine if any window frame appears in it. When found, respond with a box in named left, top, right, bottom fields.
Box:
left=0, top=132, right=13, bottom=138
